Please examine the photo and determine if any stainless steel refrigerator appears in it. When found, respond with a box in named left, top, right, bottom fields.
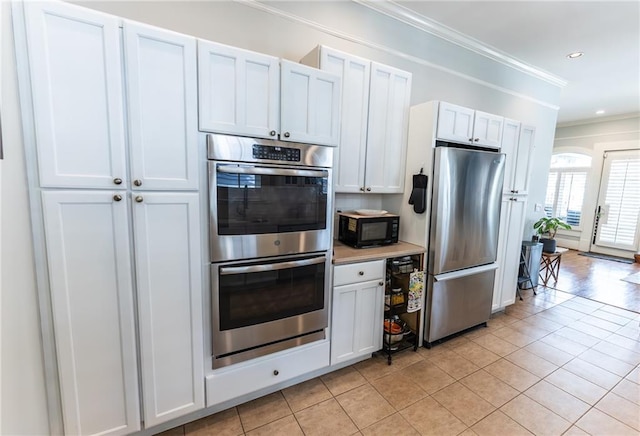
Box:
left=424, top=141, right=505, bottom=345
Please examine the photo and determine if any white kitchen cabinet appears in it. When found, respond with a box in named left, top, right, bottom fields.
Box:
left=365, top=63, right=412, bottom=193
left=21, top=3, right=204, bottom=433
left=197, top=40, right=280, bottom=139
left=492, top=196, right=527, bottom=311
left=301, top=46, right=411, bottom=193
left=501, top=120, right=535, bottom=195
left=331, top=260, right=385, bottom=365
left=197, top=44, right=340, bottom=146
left=124, top=22, right=199, bottom=191
left=41, top=191, right=140, bottom=436
left=24, top=1, right=127, bottom=189
left=132, top=192, right=204, bottom=427
left=437, top=102, right=504, bottom=148
left=280, top=60, right=341, bottom=146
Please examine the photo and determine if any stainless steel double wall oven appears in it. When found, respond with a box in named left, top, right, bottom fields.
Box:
left=207, top=134, right=333, bottom=368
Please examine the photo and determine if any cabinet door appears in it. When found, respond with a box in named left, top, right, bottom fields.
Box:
left=365, top=63, right=412, bottom=193
left=24, top=1, right=127, bottom=189
left=500, top=119, right=521, bottom=195
left=473, top=111, right=504, bottom=148
left=513, top=125, right=535, bottom=195
left=131, top=192, right=204, bottom=427
left=41, top=191, right=140, bottom=435
left=331, top=279, right=384, bottom=365
left=198, top=40, right=279, bottom=139
left=124, top=22, right=198, bottom=191
left=280, top=60, right=341, bottom=146
left=493, top=196, right=528, bottom=310
left=436, top=102, right=475, bottom=144
left=320, top=47, right=370, bottom=193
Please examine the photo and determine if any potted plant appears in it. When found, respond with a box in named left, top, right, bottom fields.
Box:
left=533, top=216, right=571, bottom=253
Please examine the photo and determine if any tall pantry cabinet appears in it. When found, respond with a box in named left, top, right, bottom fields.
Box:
left=19, top=2, right=204, bottom=434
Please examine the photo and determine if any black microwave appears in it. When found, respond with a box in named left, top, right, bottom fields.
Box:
left=338, top=212, right=400, bottom=248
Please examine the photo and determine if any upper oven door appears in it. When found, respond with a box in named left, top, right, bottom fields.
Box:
left=210, top=161, right=333, bottom=261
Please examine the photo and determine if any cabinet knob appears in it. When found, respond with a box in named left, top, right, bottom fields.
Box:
left=514, top=190, right=519, bottom=194
left=358, top=271, right=364, bottom=276
left=113, top=194, right=122, bottom=202
left=469, top=138, right=474, bottom=142
left=273, top=370, right=279, bottom=376
left=283, top=132, right=290, bottom=138
left=379, top=281, right=384, bottom=286
left=474, top=138, right=480, bottom=142
left=135, top=196, right=144, bottom=203
left=270, top=130, right=276, bottom=136
left=366, top=187, right=371, bottom=192
left=113, top=178, right=122, bottom=185
left=359, top=187, right=365, bottom=192
left=133, top=179, right=142, bottom=187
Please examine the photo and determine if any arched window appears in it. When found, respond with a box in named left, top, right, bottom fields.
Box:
left=544, top=152, right=592, bottom=227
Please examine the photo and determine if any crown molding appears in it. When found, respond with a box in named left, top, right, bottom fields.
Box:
left=353, top=0, right=568, bottom=88
left=235, top=0, right=560, bottom=111
left=556, top=112, right=640, bottom=129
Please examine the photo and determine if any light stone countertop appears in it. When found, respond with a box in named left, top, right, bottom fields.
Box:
left=332, top=240, right=426, bottom=265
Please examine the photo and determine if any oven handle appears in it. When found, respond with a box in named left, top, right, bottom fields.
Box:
left=219, top=256, right=326, bottom=275
left=217, top=165, right=328, bottom=178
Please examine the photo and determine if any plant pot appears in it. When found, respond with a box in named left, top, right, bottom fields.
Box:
left=540, top=238, right=556, bottom=253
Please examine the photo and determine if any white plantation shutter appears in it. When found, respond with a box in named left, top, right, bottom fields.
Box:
left=557, top=172, right=587, bottom=225
left=597, top=153, right=640, bottom=249
left=544, top=172, right=557, bottom=217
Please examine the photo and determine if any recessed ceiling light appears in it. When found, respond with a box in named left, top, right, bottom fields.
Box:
left=566, top=52, right=584, bottom=59
left=596, top=110, right=605, bottom=115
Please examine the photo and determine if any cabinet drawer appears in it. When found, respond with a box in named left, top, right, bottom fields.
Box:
left=205, top=340, right=329, bottom=407
left=334, top=260, right=385, bottom=287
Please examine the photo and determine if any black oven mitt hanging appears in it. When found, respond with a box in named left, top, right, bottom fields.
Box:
left=408, top=172, right=427, bottom=214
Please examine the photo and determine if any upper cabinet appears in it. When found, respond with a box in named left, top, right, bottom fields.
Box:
left=436, top=102, right=504, bottom=148
left=124, top=22, right=199, bottom=191
left=198, top=42, right=340, bottom=146
left=197, top=40, right=280, bottom=139
left=24, top=1, right=127, bottom=189
left=501, top=119, right=535, bottom=195
left=280, top=60, right=341, bottom=146
left=302, top=46, right=412, bottom=193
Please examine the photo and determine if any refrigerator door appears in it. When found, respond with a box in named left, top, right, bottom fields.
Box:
left=430, top=146, right=505, bottom=275
left=425, top=263, right=497, bottom=343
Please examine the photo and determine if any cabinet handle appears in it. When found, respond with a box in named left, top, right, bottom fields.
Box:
left=273, top=370, right=279, bottom=376
left=283, top=132, right=290, bottom=138
left=359, top=187, right=365, bottom=192
left=135, top=196, right=144, bottom=203
left=270, top=130, right=276, bottom=136
left=113, top=194, right=122, bottom=202
left=113, top=178, right=122, bottom=185
left=358, top=271, right=364, bottom=276
left=366, top=187, right=371, bottom=192
left=133, top=179, right=142, bottom=187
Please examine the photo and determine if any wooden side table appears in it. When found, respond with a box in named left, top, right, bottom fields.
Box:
left=539, top=248, right=568, bottom=286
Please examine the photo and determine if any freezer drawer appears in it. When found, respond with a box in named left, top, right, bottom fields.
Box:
left=425, top=265, right=497, bottom=343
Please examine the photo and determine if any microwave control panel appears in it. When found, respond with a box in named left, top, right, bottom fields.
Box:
left=252, top=144, right=301, bottom=162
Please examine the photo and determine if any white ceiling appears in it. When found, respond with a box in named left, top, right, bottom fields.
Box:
left=382, top=1, right=640, bottom=125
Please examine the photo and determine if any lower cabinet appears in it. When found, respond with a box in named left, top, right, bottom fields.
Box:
left=331, top=260, right=385, bottom=365
left=41, top=190, right=204, bottom=434
left=493, top=196, right=528, bottom=311
left=205, top=340, right=330, bottom=407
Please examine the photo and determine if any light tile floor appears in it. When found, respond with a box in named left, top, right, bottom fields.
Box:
left=162, top=288, right=640, bottom=435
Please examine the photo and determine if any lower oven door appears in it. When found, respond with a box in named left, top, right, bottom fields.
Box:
left=211, top=252, right=329, bottom=364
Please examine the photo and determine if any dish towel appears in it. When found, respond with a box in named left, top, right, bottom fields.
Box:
left=408, top=173, right=428, bottom=214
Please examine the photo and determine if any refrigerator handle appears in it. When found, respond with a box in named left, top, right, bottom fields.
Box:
left=434, top=263, right=499, bottom=282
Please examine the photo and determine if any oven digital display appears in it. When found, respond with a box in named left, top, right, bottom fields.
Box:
left=252, top=144, right=301, bottom=162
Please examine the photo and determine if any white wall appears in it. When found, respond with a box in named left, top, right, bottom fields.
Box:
left=3, top=1, right=564, bottom=433
left=552, top=116, right=640, bottom=254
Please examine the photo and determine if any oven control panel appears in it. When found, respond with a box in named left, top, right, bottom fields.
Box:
left=253, top=144, right=301, bottom=162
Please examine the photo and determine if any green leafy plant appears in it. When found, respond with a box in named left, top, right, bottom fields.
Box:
left=533, top=216, right=571, bottom=239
